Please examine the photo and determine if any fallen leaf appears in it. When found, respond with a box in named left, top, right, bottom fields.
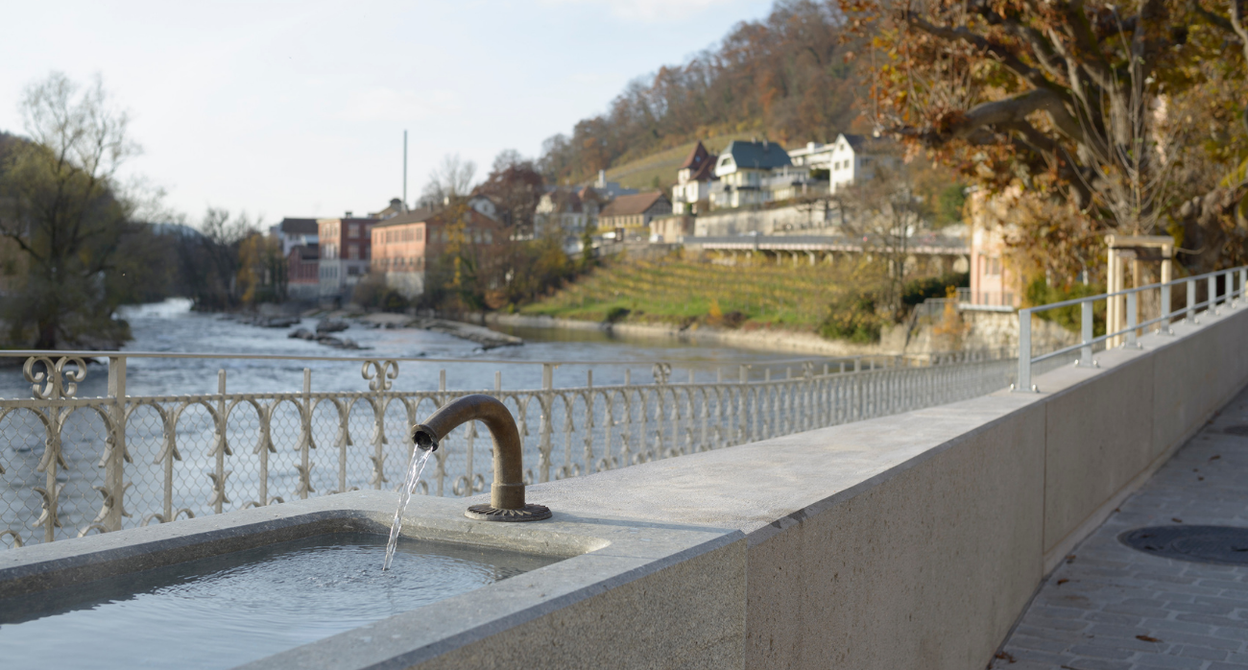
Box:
left=1198, top=476, right=1205, bottom=481
left=1136, top=635, right=1162, bottom=643
left=1211, top=455, right=1221, bottom=461
left=1172, top=518, right=1183, bottom=523
left=1057, top=578, right=1069, bottom=585
left=994, top=651, right=1016, bottom=663
left=1065, top=554, right=1076, bottom=564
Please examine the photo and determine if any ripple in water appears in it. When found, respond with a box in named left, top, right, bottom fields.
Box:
left=0, top=532, right=559, bottom=669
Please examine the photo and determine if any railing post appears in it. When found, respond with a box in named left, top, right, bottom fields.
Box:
left=1208, top=274, right=1217, bottom=314
left=103, top=356, right=128, bottom=532
left=213, top=370, right=228, bottom=514
left=297, top=368, right=313, bottom=499
left=1159, top=281, right=1172, bottom=335
left=1016, top=308, right=1032, bottom=392
left=1124, top=291, right=1140, bottom=348
left=738, top=364, right=750, bottom=443
left=538, top=363, right=555, bottom=482
left=1077, top=301, right=1095, bottom=366
left=1187, top=279, right=1196, bottom=323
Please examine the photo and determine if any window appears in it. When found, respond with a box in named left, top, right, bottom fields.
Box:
left=348, top=224, right=360, bottom=238
left=348, top=244, right=359, bottom=260
left=417, top=226, right=424, bottom=241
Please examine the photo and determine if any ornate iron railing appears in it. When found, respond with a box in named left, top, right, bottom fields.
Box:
left=0, top=350, right=1015, bottom=548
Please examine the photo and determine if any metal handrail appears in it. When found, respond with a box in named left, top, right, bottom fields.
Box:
left=1016, top=266, right=1248, bottom=391
left=0, top=349, right=985, bottom=369
left=0, top=349, right=1019, bottom=547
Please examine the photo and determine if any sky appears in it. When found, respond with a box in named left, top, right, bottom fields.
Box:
left=0, top=0, right=775, bottom=226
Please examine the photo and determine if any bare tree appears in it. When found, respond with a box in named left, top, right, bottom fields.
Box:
left=176, top=207, right=258, bottom=309
left=0, top=72, right=139, bottom=348
left=839, top=166, right=927, bottom=320
left=420, top=154, right=477, bottom=207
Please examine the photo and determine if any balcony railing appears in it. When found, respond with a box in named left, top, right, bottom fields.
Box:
left=0, top=349, right=1016, bottom=548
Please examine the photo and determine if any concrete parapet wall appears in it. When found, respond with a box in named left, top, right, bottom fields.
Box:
left=503, top=300, right=1248, bottom=669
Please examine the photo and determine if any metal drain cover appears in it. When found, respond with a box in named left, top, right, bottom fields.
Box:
left=1120, top=526, right=1248, bottom=565
left=1223, top=424, right=1248, bottom=437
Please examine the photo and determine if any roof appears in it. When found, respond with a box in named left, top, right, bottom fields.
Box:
left=688, top=157, right=716, bottom=182
left=600, top=191, right=669, bottom=217
left=370, top=207, right=438, bottom=229
left=721, top=140, right=792, bottom=170
left=838, top=133, right=866, bottom=151
left=371, top=206, right=499, bottom=230
left=316, top=217, right=380, bottom=225
left=680, top=141, right=711, bottom=170
left=275, top=218, right=319, bottom=235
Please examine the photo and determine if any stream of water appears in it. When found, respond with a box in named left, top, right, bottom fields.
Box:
left=383, top=449, right=434, bottom=571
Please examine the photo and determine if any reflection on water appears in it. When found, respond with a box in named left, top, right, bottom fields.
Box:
left=0, top=532, right=560, bottom=669
left=2, top=299, right=800, bottom=398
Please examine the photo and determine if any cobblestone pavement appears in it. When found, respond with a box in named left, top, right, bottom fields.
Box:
left=989, top=385, right=1248, bottom=670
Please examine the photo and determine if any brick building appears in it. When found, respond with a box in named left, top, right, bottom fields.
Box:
left=370, top=207, right=505, bottom=299
left=318, top=215, right=379, bottom=301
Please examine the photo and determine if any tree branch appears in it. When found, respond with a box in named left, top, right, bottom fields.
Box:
left=1230, top=0, right=1248, bottom=63
left=946, top=89, right=1084, bottom=145
left=902, top=12, right=1074, bottom=105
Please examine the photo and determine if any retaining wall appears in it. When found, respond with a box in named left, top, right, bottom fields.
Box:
left=499, top=299, right=1248, bottom=669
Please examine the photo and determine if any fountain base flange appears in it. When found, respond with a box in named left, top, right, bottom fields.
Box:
left=465, top=503, right=552, bottom=522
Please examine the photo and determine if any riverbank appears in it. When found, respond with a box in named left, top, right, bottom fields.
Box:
left=484, top=312, right=903, bottom=357
left=483, top=307, right=1078, bottom=359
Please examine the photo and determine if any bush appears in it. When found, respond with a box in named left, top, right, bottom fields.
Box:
left=1024, top=278, right=1105, bottom=334
left=382, top=290, right=409, bottom=313
left=351, top=273, right=388, bottom=308
left=819, top=292, right=885, bottom=343
left=605, top=306, right=631, bottom=323
left=721, top=310, right=747, bottom=328
left=901, top=272, right=969, bottom=307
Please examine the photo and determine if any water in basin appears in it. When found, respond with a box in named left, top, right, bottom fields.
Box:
left=0, top=532, right=559, bottom=669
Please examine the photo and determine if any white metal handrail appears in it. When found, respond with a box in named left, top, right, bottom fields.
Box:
left=1016, top=266, right=1248, bottom=391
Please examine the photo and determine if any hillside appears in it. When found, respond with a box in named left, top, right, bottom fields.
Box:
left=521, top=256, right=865, bottom=331
left=539, top=1, right=862, bottom=186
left=600, top=135, right=756, bottom=191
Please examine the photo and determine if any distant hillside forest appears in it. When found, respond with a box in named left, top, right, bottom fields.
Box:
left=538, top=0, right=861, bottom=185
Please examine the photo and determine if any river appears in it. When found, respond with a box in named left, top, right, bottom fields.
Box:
left=0, top=299, right=805, bottom=399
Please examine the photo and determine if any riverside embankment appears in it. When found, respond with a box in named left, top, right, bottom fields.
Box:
left=485, top=310, right=1078, bottom=359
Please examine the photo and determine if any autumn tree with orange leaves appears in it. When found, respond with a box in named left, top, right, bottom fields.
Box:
left=841, top=0, right=1248, bottom=280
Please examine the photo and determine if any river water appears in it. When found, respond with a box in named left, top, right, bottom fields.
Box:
left=0, top=300, right=820, bottom=545
left=0, top=298, right=802, bottom=399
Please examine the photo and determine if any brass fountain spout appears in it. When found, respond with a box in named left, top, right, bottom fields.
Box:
left=411, top=394, right=551, bottom=521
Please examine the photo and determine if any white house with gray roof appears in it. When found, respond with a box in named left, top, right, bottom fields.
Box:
left=710, top=140, right=797, bottom=209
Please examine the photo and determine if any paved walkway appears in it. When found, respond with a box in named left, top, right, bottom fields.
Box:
left=990, top=385, right=1248, bottom=670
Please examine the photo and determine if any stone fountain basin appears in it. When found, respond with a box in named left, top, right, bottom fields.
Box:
left=0, top=491, right=743, bottom=669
